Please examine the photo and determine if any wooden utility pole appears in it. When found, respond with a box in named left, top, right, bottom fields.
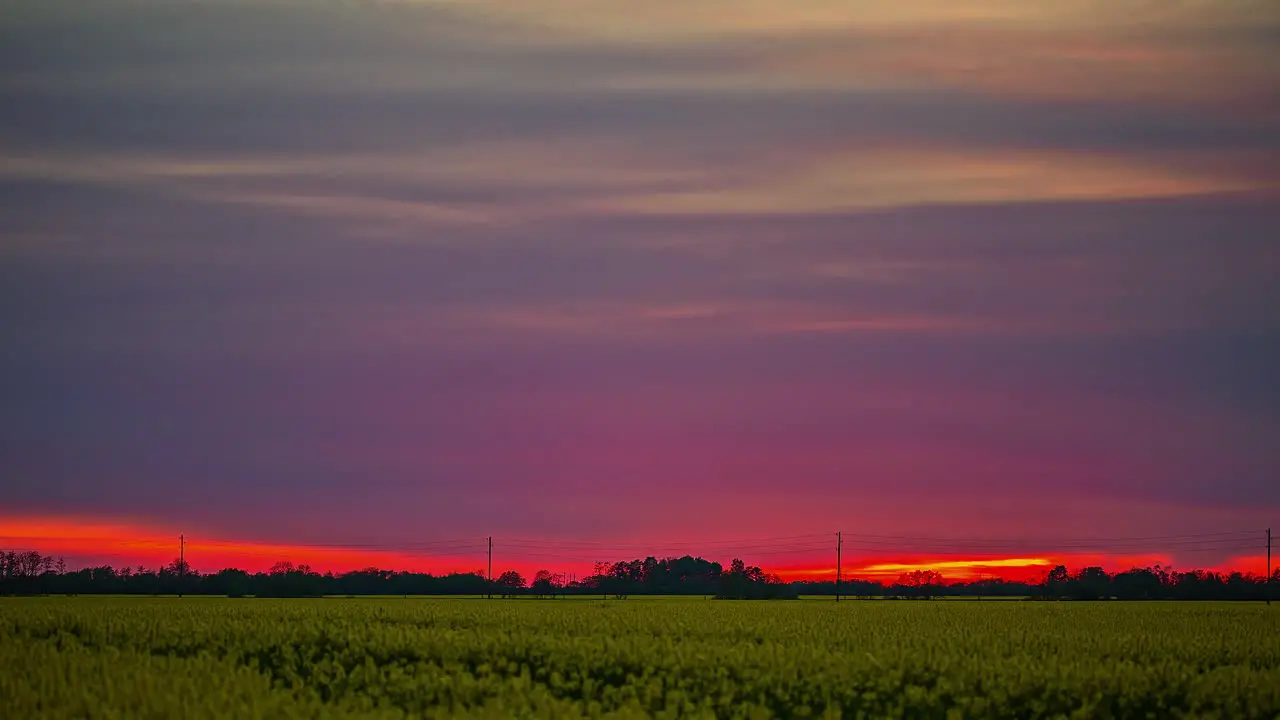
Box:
left=487, top=536, right=493, bottom=599
left=178, top=534, right=185, bottom=598
left=836, top=531, right=843, bottom=603
left=1267, top=528, right=1271, bottom=607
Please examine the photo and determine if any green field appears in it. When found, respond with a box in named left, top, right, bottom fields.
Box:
left=3, top=598, right=1277, bottom=718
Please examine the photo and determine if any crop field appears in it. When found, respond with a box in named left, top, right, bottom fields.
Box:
left=3, top=598, right=1277, bottom=718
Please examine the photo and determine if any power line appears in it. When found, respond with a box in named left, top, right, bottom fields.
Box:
left=1175, top=545, right=1262, bottom=555
left=498, top=545, right=831, bottom=558
left=9, top=530, right=1258, bottom=553
left=836, top=533, right=1259, bottom=551
left=192, top=539, right=488, bottom=552
left=499, top=542, right=830, bottom=555
left=12, top=528, right=1269, bottom=576
left=495, top=538, right=832, bottom=553
left=494, top=533, right=830, bottom=548
left=832, top=546, right=1261, bottom=559
left=191, top=535, right=487, bottom=547
left=842, top=530, right=1258, bottom=545
left=1, top=536, right=490, bottom=552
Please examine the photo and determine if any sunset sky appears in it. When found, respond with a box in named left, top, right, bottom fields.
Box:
left=1, top=1, right=1277, bottom=581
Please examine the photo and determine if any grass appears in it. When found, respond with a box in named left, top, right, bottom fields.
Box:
left=3, top=596, right=1276, bottom=718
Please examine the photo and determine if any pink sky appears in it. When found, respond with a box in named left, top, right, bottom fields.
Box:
left=1, top=1, right=1276, bottom=560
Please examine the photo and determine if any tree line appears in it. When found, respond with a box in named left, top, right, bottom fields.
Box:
left=1, top=549, right=1275, bottom=600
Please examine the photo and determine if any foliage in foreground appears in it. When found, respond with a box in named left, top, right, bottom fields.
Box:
left=3, top=598, right=1278, bottom=718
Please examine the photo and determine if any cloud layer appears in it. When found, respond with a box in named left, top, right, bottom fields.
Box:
left=1, top=0, right=1277, bottom=571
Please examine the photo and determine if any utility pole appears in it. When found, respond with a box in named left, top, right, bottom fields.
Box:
left=487, top=536, right=493, bottom=600
left=836, top=531, right=842, bottom=603
left=1267, top=528, right=1271, bottom=607
left=178, top=534, right=185, bottom=598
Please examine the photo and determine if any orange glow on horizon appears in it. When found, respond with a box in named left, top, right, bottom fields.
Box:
left=856, top=557, right=1054, bottom=577
left=1211, top=555, right=1271, bottom=577
left=0, top=515, right=486, bottom=575
left=772, top=552, right=1195, bottom=583
left=1, top=515, right=1269, bottom=583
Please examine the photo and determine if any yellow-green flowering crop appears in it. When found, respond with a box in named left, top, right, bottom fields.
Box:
left=2, top=598, right=1277, bottom=718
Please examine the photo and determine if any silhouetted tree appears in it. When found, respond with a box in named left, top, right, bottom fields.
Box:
left=1072, top=566, right=1111, bottom=600
left=895, top=570, right=944, bottom=599
left=496, top=570, right=525, bottom=597
left=715, top=558, right=796, bottom=599
left=1044, top=565, right=1070, bottom=599
left=208, top=568, right=252, bottom=597
left=1112, top=567, right=1162, bottom=600
left=257, top=560, right=325, bottom=597
left=530, top=569, right=563, bottom=597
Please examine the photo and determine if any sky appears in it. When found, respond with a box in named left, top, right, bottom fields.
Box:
left=1, top=0, right=1278, bottom=580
